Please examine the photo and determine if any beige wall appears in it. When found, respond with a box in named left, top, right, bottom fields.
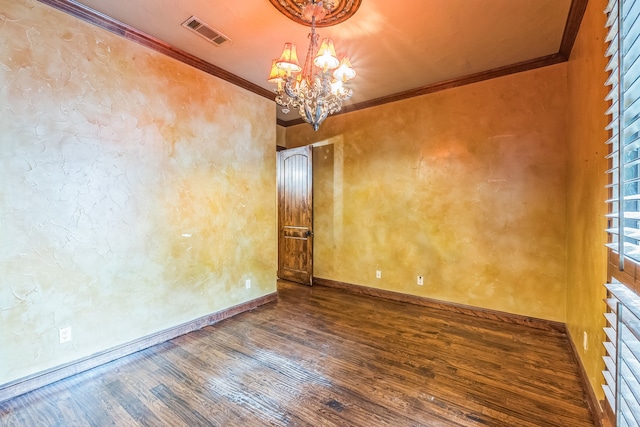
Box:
left=0, top=0, right=276, bottom=385
left=566, top=0, right=609, bottom=400
left=276, top=124, right=287, bottom=148
left=0, top=0, right=611, bottom=403
left=287, top=64, right=569, bottom=322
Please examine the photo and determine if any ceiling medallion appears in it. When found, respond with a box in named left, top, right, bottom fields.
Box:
left=268, top=0, right=362, bottom=28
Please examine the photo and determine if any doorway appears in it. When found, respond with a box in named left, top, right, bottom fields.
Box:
left=277, top=146, right=313, bottom=285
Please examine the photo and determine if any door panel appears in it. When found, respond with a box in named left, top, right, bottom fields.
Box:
left=277, top=146, right=313, bottom=285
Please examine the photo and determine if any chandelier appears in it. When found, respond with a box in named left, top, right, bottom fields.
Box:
left=268, top=0, right=357, bottom=131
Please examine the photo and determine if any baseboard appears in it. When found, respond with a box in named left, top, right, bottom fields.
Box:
left=313, top=277, right=566, bottom=333
left=0, top=292, right=277, bottom=404
left=565, top=329, right=607, bottom=427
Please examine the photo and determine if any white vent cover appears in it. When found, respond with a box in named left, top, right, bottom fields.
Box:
left=181, top=16, right=230, bottom=46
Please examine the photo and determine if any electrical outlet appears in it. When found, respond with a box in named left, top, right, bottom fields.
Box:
left=417, top=275, right=424, bottom=286
left=583, top=331, right=588, bottom=351
left=245, top=279, right=251, bottom=289
left=376, top=270, right=382, bottom=279
left=59, top=326, right=72, bottom=344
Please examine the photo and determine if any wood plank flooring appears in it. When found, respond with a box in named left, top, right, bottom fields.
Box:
left=0, top=280, right=595, bottom=426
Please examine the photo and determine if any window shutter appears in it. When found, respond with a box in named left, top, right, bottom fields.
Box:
left=605, top=0, right=620, bottom=265
left=604, top=1, right=640, bottom=424
left=606, top=0, right=640, bottom=264
left=604, top=282, right=640, bottom=427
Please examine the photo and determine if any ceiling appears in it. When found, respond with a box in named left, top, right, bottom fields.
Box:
left=59, top=0, right=578, bottom=125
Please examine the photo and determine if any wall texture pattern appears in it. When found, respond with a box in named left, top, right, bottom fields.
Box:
left=287, top=65, right=569, bottom=322
left=566, top=0, right=609, bottom=401
left=0, top=0, right=276, bottom=385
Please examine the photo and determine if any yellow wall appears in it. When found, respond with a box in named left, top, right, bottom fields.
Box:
left=287, top=64, right=569, bottom=321
left=276, top=124, right=287, bottom=148
left=566, top=0, right=609, bottom=400
left=0, top=0, right=276, bottom=385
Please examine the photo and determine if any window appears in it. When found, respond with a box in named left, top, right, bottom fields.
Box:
left=604, top=1, right=640, bottom=425
left=605, top=0, right=640, bottom=266
left=602, top=281, right=640, bottom=426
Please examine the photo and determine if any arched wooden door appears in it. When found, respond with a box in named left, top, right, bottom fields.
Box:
left=277, top=146, right=313, bottom=285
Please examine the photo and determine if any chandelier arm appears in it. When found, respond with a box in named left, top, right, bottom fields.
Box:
left=283, top=77, right=297, bottom=99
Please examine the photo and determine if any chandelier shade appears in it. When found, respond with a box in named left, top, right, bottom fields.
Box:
left=268, top=0, right=357, bottom=131
left=333, top=56, right=356, bottom=82
left=275, top=43, right=302, bottom=73
left=314, top=38, right=339, bottom=71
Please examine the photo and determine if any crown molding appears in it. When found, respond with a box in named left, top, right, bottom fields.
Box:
left=560, top=0, right=590, bottom=60
left=37, top=0, right=588, bottom=128
left=277, top=0, right=588, bottom=128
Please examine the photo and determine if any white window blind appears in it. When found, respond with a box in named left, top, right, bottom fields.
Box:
left=603, top=281, right=640, bottom=427
left=606, top=0, right=640, bottom=264
left=604, top=1, right=640, bottom=425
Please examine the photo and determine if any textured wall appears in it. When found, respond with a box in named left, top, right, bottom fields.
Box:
left=0, top=0, right=276, bottom=385
left=566, top=0, right=609, bottom=400
left=287, top=65, right=569, bottom=321
left=276, top=125, right=287, bottom=148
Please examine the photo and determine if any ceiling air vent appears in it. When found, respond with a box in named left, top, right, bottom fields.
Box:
left=181, top=16, right=230, bottom=46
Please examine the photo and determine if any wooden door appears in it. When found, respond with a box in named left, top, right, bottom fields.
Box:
left=277, top=146, right=313, bottom=285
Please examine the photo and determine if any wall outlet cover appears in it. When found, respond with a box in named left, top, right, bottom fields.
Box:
left=59, top=327, right=72, bottom=344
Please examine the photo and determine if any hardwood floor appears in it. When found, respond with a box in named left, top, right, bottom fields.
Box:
left=0, top=280, right=595, bottom=426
